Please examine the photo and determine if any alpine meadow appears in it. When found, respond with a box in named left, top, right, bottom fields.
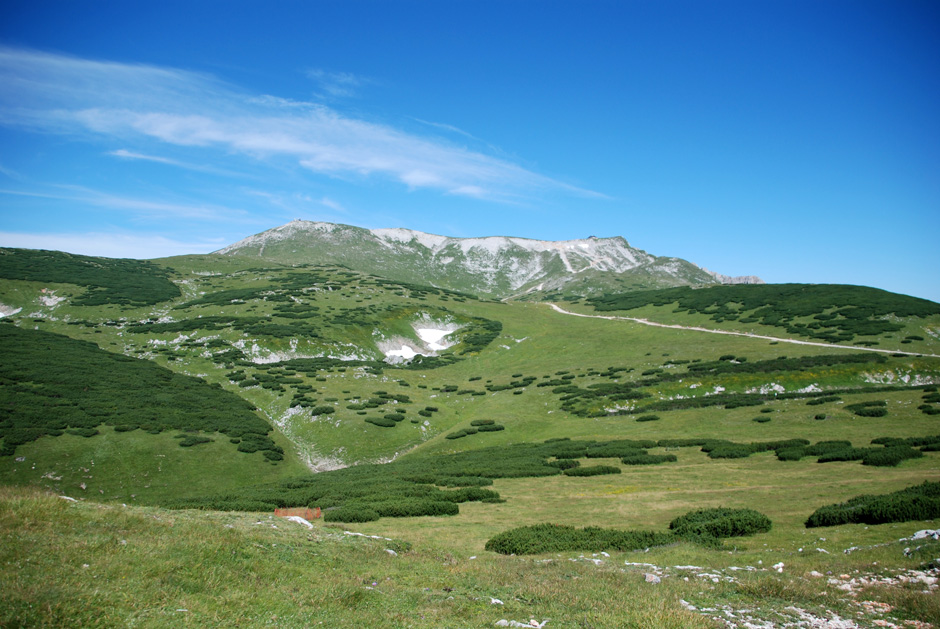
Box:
left=1, top=221, right=939, bottom=628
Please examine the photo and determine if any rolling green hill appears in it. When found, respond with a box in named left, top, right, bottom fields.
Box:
left=1, top=242, right=939, bottom=627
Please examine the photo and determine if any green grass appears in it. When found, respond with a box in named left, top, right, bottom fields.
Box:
left=4, top=483, right=938, bottom=628
left=0, top=426, right=305, bottom=505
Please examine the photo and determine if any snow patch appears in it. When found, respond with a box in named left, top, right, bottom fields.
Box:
left=0, top=303, right=22, bottom=318
left=378, top=314, right=464, bottom=362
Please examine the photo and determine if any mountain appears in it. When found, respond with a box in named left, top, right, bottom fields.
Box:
left=215, top=220, right=762, bottom=299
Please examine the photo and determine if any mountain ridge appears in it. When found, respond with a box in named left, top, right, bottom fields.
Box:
left=215, top=220, right=763, bottom=299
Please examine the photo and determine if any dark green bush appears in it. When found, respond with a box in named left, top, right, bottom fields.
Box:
left=805, top=441, right=853, bottom=455
left=846, top=400, right=888, bottom=418
left=484, top=523, right=674, bottom=555
left=861, top=446, right=924, bottom=467
left=753, top=416, right=772, bottom=423
left=806, top=481, right=940, bottom=527
left=165, top=498, right=277, bottom=512
left=476, top=424, right=505, bottom=432
left=816, top=448, right=869, bottom=463
left=384, top=413, right=406, bottom=422
left=470, top=419, right=495, bottom=426
left=323, top=506, right=380, bottom=523
left=776, top=447, right=806, bottom=461
left=669, top=508, right=772, bottom=538
left=707, top=444, right=754, bottom=459
left=636, top=414, right=660, bottom=422
left=441, top=487, right=501, bottom=503
left=621, top=453, right=677, bottom=465
left=435, top=476, right=493, bottom=487
left=563, top=465, right=621, bottom=477
left=373, top=499, right=458, bottom=518
left=309, top=405, right=335, bottom=416
left=365, top=417, right=397, bottom=428
left=547, top=459, right=580, bottom=470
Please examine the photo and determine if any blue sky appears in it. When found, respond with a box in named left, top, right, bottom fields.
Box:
left=1, top=0, right=937, bottom=301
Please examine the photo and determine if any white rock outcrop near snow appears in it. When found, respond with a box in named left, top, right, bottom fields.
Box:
left=216, top=220, right=761, bottom=298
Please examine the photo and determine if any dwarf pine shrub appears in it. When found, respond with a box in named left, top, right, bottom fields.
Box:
left=547, top=459, right=580, bottom=470
left=776, top=447, right=806, bottom=461
left=323, top=506, right=380, bottom=523
left=669, top=507, right=772, bottom=539
left=621, top=453, right=677, bottom=465
left=484, top=523, right=674, bottom=555
left=861, top=446, right=924, bottom=467
left=563, top=465, right=621, bottom=477
left=707, top=444, right=754, bottom=459
left=434, top=476, right=493, bottom=487
left=805, top=481, right=940, bottom=528
left=846, top=400, right=888, bottom=417
left=441, top=487, right=501, bottom=503
left=816, top=447, right=869, bottom=463
left=373, top=499, right=458, bottom=518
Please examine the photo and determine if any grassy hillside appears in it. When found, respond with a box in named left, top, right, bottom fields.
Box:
left=1, top=247, right=939, bottom=626
left=583, top=283, right=940, bottom=351
left=3, top=484, right=938, bottom=628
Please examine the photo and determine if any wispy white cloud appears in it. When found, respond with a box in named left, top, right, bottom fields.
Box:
left=0, top=183, right=251, bottom=222
left=0, top=46, right=603, bottom=202
left=0, top=163, right=25, bottom=181
left=109, top=149, right=183, bottom=166
left=242, top=189, right=347, bottom=216
left=0, top=230, right=224, bottom=259
left=318, top=196, right=346, bottom=212
left=306, top=69, right=372, bottom=98
left=107, top=148, right=246, bottom=177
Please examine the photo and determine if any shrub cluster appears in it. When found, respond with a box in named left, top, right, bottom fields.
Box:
left=0, top=247, right=179, bottom=306
left=805, top=481, right=940, bottom=528
left=0, top=326, right=279, bottom=459
left=587, top=284, right=940, bottom=342
left=846, top=400, right=888, bottom=418
left=563, top=465, right=621, bottom=477
left=669, top=508, right=772, bottom=539
left=486, top=506, right=773, bottom=555
left=484, top=524, right=674, bottom=555
left=621, top=453, right=676, bottom=465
